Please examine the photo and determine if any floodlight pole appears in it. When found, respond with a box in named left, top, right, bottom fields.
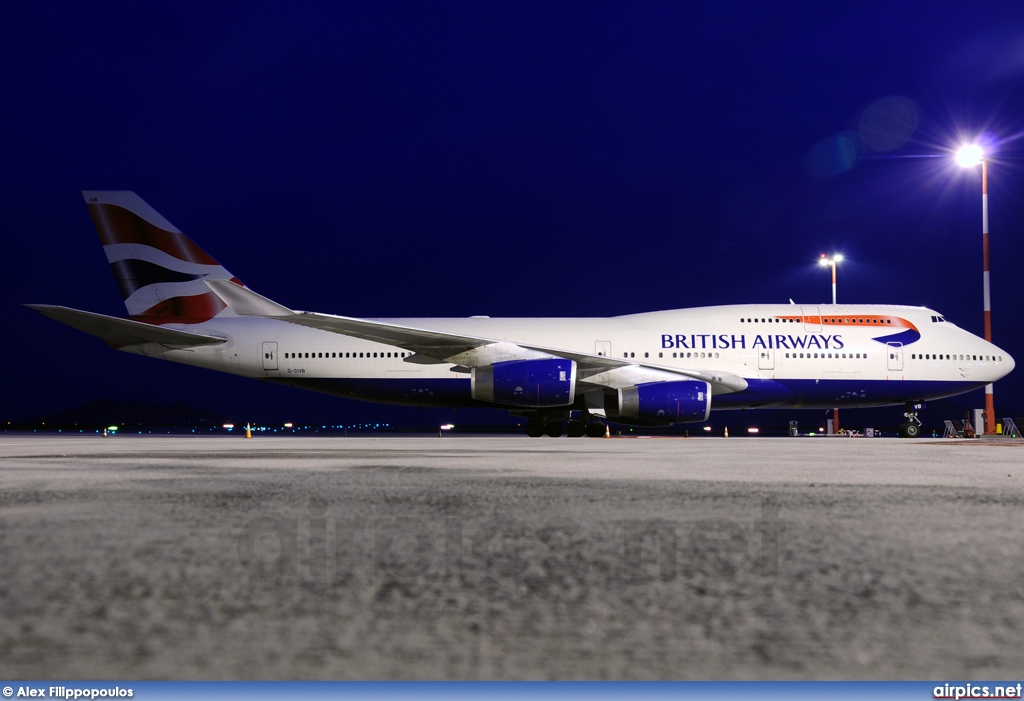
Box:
left=981, top=160, right=995, bottom=434
left=830, top=259, right=838, bottom=433
left=829, top=259, right=837, bottom=305
left=820, top=254, right=842, bottom=434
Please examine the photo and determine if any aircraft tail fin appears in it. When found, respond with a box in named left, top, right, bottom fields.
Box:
left=83, top=191, right=243, bottom=323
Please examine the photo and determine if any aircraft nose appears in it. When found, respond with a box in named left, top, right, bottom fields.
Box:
left=990, top=342, right=1014, bottom=380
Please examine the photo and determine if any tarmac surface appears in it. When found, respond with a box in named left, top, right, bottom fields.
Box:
left=1, top=433, right=1023, bottom=680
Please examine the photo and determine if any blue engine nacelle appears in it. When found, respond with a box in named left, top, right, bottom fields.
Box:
left=472, top=358, right=577, bottom=407
left=617, top=380, right=711, bottom=424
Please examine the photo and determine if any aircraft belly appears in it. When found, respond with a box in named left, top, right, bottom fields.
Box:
left=267, top=377, right=474, bottom=407
left=712, top=378, right=987, bottom=410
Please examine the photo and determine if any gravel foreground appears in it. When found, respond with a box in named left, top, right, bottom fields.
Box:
left=1, top=434, right=1023, bottom=680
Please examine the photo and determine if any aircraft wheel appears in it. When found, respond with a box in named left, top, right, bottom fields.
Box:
left=566, top=420, right=586, bottom=438
left=544, top=421, right=564, bottom=437
left=526, top=421, right=544, bottom=438
left=902, top=422, right=921, bottom=438
left=586, top=421, right=607, bottom=438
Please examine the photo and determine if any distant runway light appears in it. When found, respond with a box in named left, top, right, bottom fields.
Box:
left=748, top=427, right=760, bottom=433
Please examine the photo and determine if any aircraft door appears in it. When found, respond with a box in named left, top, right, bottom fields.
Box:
left=758, top=348, right=775, bottom=370
left=262, top=341, right=279, bottom=371
left=886, top=343, right=903, bottom=372
left=595, top=340, right=612, bottom=357
left=801, top=306, right=822, bottom=332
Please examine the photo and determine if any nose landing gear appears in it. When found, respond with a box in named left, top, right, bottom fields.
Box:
left=898, top=402, right=924, bottom=438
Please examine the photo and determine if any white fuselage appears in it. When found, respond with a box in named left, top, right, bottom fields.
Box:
left=131, top=303, right=1013, bottom=412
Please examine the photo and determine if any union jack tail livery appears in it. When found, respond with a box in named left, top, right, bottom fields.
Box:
left=84, top=191, right=242, bottom=323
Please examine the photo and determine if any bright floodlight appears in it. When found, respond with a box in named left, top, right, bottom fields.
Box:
left=956, top=144, right=984, bottom=167
left=833, top=254, right=843, bottom=262
left=819, top=257, right=829, bottom=266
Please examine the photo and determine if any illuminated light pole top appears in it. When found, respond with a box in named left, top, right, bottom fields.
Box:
left=819, top=254, right=842, bottom=305
left=955, top=143, right=984, bottom=167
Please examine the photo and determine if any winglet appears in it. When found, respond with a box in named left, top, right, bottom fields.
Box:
left=204, top=279, right=295, bottom=317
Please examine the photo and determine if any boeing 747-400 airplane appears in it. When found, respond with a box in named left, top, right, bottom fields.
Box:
left=28, top=191, right=1015, bottom=437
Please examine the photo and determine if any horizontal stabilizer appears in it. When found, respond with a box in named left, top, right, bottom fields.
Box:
left=26, top=305, right=227, bottom=348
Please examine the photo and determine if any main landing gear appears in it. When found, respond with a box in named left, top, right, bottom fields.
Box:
left=523, top=411, right=606, bottom=438
left=898, top=402, right=924, bottom=438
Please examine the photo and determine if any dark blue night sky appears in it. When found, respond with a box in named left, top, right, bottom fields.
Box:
left=5, top=1, right=1024, bottom=425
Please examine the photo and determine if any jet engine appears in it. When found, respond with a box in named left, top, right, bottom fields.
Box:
left=617, top=380, right=711, bottom=424
left=471, top=358, right=577, bottom=407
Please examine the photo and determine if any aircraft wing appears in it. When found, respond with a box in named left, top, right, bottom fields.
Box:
left=204, top=279, right=490, bottom=357
left=26, top=304, right=228, bottom=348
left=204, top=280, right=748, bottom=394
left=517, top=343, right=748, bottom=394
